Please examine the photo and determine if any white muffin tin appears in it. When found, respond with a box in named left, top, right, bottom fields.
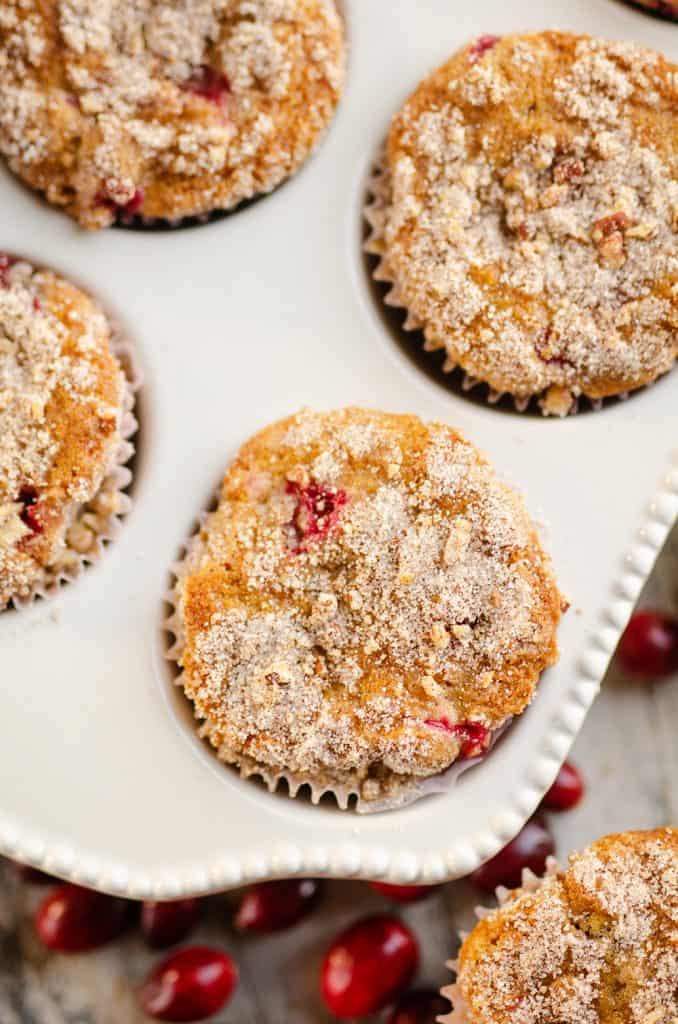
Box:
left=1, top=0, right=676, bottom=898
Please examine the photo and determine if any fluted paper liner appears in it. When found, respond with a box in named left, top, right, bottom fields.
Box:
left=438, top=857, right=561, bottom=1023
left=165, top=508, right=511, bottom=814
left=7, top=267, right=141, bottom=610
left=363, top=149, right=627, bottom=417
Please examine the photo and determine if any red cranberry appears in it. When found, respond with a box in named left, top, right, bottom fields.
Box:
left=17, top=485, right=43, bottom=534
left=286, top=479, right=348, bottom=550
left=541, top=761, right=585, bottom=812
left=468, top=818, right=555, bottom=893
left=139, top=946, right=238, bottom=1022
left=35, top=884, right=133, bottom=952
left=321, top=914, right=419, bottom=1019
left=121, top=188, right=145, bottom=215
left=469, top=34, right=500, bottom=62
left=14, top=861, right=54, bottom=885
left=184, top=66, right=231, bottom=105
left=424, top=718, right=490, bottom=759
left=234, top=878, right=321, bottom=933
left=617, top=610, right=678, bottom=679
left=388, top=989, right=450, bottom=1024
left=141, top=899, right=202, bottom=949
left=368, top=882, right=438, bottom=904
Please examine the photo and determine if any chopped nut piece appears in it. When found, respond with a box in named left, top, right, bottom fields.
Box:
left=598, top=232, right=626, bottom=269
left=430, top=622, right=450, bottom=649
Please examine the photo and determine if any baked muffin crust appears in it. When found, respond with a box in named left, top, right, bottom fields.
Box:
left=455, top=828, right=678, bottom=1024
left=0, top=0, right=345, bottom=228
left=375, top=31, right=678, bottom=414
left=0, top=258, right=128, bottom=608
left=173, top=408, right=561, bottom=803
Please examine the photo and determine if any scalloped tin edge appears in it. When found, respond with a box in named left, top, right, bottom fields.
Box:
left=1, top=454, right=675, bottom=899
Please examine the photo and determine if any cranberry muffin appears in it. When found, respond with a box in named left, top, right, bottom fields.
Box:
left=448, top=828, right=678, bottom=1024
left=171, top=408, right=562, bottom=808
left=0, top=257, right=133, bottom=609
left=0, top=0, right=345, bottom=228
left=368, top=31, right=678, bottom=415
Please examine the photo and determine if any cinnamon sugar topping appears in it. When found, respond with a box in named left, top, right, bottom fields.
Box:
left=0, top=0, right=345, bottom=227
left=174, top=409, right=561, bottom=801
left=457, top=828, right=678, bottom=1024
left=374, top=32, right=678, bottom=412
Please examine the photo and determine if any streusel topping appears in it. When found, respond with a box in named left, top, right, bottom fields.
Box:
left=0, top=0, right=345, bottom=227
left=174, top=409, right=561, bottom=798
left=0, top=259, right=125, bottom=607
left=457, top=828, right=678, bottom=1024
left=377, top=32, right=678, bottom=413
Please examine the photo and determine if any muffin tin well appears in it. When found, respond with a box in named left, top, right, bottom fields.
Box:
left=0, top=0, right=676, bottom=898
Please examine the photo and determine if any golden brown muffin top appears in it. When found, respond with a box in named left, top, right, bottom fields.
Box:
left=0, top=0, right=345, bottom=227
left=457, top=828, right=678, bottom=1024
left=174, top=408, right=561, bottom=797
left=0, top=258, right=125, bottom=608
left=381, top=31, right=678, bottom=413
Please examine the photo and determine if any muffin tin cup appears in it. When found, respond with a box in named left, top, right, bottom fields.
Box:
left=364, top=151, right=652, bottom=418
left=439, top=859, right=561, bottom=1023
left=5, top=262, right=141, bottom=611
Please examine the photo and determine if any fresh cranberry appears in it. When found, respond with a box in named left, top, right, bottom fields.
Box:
left=541, top=761, right=585, bottom=812
left=469, top=34, right=500, bottom=62
left=388, top=989, right=450, bottom=1024
left=141, top=899, right=202, bottom=949
left=17, top=486, right=43, bottom=535
left=424, top=719, right=490, bottom=759
left=139, top=946, right=238, bottom=1022
left=321, top=915, right=419, bottom=1019
left=35, top=884, right=134, bottom=952
left=286, top=479, right=348, bottom=550
left=14, top=861, right=54, bottom=885
left=368, top=882, right=438, bottom=904
left=617, top=610, right=678, bottom=679
left=184, top=66, right=231, bottom=105
left=468, top=818, right=555, bottom=893
left=234, top=878, right=321, bottom=932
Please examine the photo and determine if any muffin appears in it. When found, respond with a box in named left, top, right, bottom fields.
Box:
left=0, top=0, right=345, bottom=229
left=447, top=828, right=678, bottom=1024
left=170, top=408, right=562, bottom=810
left=0, top=256, right=135, bottom=609
left=366, top=31, right=678, bottom=415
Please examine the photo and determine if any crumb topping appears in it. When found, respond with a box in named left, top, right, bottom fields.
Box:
left=175, top=409, right=561, bottom=793
left=458, top=828, right=678, bottom=1024
left=0, top=259, right=125, bottom=607
left=380, top=32, right=678, bottom=411
left=0, top=0, right=345, bottom=227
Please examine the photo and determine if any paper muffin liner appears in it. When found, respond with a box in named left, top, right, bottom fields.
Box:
left=363, top=149, right=630, bottom=418
left=7, top=264, right=141, bottom=610
left=438, top=857, right=561, bottom=1024
left=165, top=510, right=511, bottom=814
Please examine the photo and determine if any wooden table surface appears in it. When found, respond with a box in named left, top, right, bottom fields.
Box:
left=1, top=526, right=676, bottom=1024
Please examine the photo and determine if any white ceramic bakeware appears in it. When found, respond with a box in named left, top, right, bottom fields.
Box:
left=1, top=0, right=676, bottom=899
